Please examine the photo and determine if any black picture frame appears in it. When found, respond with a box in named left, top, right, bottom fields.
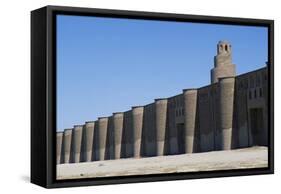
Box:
left=31, top=5, right=274, bottom=188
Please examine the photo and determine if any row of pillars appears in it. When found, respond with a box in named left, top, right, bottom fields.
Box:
left=57, top=77, right=235, bottom=164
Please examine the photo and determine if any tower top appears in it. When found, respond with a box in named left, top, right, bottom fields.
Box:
left=210, top=41, right=236, bottom=84
left=218, top=40, right=230, bottom=44
left=217, top=40, right=232, bottom=55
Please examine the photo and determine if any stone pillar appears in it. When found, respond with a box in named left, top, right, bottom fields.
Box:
left=183, top=89, right=198, bottom=153
left=113, top=112, right=124, bottom=159
left=56, top=132, right=63, bottom=164
left=106, top=116, right=114, bottom=160
left=71, top=125, right=83, bottom=163
left=155, top=98, right=168, bottom=156
left=62, top=128, right=72, bottom=164
left=143, top=104, right=156, bottom=157
left=92, top=121, right=99, bottom=161
left=132, top=106, right=144, bottom=158
left=98, top=117, right=108, bottom=161
left=167, top=98, right=178, bottom=155
left=122, top=111, right=133, bottom=158
left=82, top=121, right=95, bottom=162
left=218, top=77, right=235, bottom=150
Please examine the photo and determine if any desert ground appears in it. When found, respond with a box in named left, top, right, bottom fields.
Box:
left=57, top=146, right=268, bottom=180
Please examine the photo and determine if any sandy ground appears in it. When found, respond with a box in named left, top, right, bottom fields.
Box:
left=57, top=146, right=268, bottom=180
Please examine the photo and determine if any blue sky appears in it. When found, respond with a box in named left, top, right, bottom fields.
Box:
left=56, top=15, right=268, bottom=131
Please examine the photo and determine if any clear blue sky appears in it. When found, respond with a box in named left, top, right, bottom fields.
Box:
left=56, top=15, right=268, bottom=131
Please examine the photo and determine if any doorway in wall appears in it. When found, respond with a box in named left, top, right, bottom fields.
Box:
left=249, top=108, right=264, bottom=146
left=176, top=123, right=185, bottom=154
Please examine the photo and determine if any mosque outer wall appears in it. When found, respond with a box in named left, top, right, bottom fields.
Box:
left=56, top=67, right=268, bottom=164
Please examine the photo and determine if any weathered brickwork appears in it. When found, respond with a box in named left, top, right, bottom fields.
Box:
left=57, top=41, right=268, bottom=164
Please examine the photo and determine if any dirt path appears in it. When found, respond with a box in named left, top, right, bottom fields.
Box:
left=57, top=146, right=268, bottom=180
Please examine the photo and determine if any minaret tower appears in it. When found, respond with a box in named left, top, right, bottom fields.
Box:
left=211, top=41, right=236, bottom=84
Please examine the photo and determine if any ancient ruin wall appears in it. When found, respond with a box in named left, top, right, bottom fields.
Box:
left=57, top=41, right=268, bottom=164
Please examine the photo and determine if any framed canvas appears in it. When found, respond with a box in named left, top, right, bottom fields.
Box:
left=31, top=5, right=274, bottom=188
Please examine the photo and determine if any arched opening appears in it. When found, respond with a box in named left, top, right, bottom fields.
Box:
left=220, top=45, right=223, bottom=52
